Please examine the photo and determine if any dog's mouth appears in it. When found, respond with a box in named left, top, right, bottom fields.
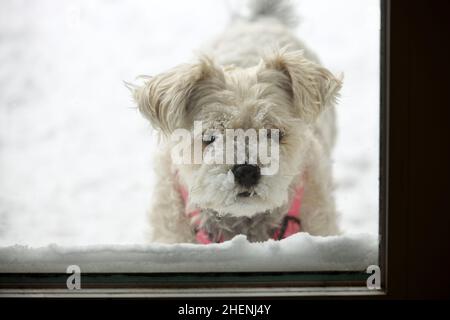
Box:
left=237, top=191, right=251, bottom=198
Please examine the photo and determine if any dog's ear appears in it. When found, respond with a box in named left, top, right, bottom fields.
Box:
left=262, top=49, right=342, bottom=123
left=132, top=57, right=223, bottom=134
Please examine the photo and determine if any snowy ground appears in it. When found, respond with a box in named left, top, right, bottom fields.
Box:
left=0, top=0, right=380, bottom=259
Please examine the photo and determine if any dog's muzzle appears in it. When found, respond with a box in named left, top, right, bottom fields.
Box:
left=232, top=164, right=261, bottom=189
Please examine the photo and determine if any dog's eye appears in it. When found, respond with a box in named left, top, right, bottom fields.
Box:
left=203, top=135, right=216, bottom=145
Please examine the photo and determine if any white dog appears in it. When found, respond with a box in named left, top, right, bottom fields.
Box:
left=132, top=0, right=342, bottom=244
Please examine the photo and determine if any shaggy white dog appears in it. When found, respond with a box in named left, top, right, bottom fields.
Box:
left=132, top=0, right=342, bottom=243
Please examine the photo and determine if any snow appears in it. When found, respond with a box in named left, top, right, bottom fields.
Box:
left=0, top=233, right=377, bottom=272
left=0, top=0, right=380, bottom=272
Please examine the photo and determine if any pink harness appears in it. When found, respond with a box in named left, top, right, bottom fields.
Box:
left=179, top=183, right=303, bottom=244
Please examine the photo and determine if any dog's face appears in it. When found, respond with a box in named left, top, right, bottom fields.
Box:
left=134, top=49, right=341, bottom=217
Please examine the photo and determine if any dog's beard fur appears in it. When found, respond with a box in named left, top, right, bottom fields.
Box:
left=134, top=49, right=341, bottom=219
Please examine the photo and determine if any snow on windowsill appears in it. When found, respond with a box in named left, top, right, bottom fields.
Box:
left=0, top=233, right=378, bottom=273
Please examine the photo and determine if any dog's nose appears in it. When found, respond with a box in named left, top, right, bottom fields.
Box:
left=232, top=164, right=261, bottom=188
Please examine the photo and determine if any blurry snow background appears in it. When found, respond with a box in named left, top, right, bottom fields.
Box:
left=0, top=0, right=380, bottom=246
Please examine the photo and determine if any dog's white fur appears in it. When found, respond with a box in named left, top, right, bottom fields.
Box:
left=132, top=0, right=343, bottom=243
